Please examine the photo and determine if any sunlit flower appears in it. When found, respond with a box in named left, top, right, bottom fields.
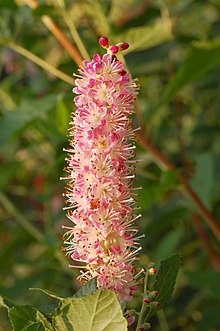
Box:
left=62, top=37, right=142, bottom=301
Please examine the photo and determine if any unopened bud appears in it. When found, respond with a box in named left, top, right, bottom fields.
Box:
left=99, top=36, right=109, bottom=47
left=144, top=297, right=151, bottom=304
left=139, top=322, right=151, bottom=330
left=148, top=268, right=157, bottom=275
left=109, top=45, right=119, bottom=54
left=150, top=301, right=160, bottom=309
left=118, top=42, right=129, bottom=51
left=149, top=290, right=158, bottom=298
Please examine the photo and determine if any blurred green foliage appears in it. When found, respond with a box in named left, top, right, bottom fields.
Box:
left=0, top=0, right=220, bottom=330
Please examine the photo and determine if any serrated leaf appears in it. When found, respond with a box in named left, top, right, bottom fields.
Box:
left=53, top=289, right=127, bottom=331
left=73, top=278, right=98, bottom=298
left=148, top=254, right=181, bottom=317
left=115, top=18, right=172, bottom=53
left=9, top=305, right=52, bottom=331
left=164, top=39, right=220, bottom=100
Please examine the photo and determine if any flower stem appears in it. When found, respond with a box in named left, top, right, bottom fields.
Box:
left=135, top=270, right=149, bottom=330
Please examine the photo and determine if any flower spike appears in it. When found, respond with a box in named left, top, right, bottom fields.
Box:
left=62, top=37, right=141, bottom=301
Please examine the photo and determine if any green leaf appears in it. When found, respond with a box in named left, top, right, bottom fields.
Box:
left=9, top=305, right=52, bottom=331
left=164, top=39, right=220, bottom=100
left=53, top=289, right=127, bottom=331
left=0, top=95, right=57, bottom=148
left=115, top=18, right=172, bottom=53
left=73, top=278, right=98, bottom=298
left=154, top=229, right=183, bottom=261
left=186, top=271, right=220, bottom=300
left=0, top=296, right=12, bottom=331
left=190, top=153, right=214, bottom=209
left=149, top=254, right=181, bottom=316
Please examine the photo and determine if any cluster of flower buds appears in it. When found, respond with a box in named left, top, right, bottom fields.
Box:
left=62, top=36, right=142, bottom=301
left=99, top=36, right=129, bottom=55
left=144, top=290, right=160, bottom=308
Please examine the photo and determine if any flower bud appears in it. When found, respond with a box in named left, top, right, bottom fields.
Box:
left=144, top=297, right=151, bottom=304
left=118, top=42, right=129, bottom=51
left=150, top=290, right=158, bottom=298
left=149, top=301, right=160, bottom=309
left=109, top=45, right=119, bottom=54
left=148, top=268, right=157, bottom=275
left=99, top=36, right=109, bottom=47
left=139, top=323, right=151, bottom=330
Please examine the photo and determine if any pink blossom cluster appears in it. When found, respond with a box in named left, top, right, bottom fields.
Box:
left=63, top=37, right=141, bottom=301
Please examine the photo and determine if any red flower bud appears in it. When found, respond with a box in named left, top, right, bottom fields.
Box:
left=118, top=42, right=129, bottom=50
left=99, top=36, right=109, bottom=47
left=144, top=297, right=151, bottom=304
left=109, top=45, right=119, bottom=54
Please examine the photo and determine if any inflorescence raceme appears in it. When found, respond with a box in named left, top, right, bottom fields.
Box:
left=62, top=36, right=142, bottom=301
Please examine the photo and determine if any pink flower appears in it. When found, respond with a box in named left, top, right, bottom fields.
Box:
left=62, top=37, right=142, bottom=301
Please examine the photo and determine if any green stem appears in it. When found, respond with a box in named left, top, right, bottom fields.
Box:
left=7, top=42, right=75, bottom=85
left=0, top=191, right=44, bottom=242
left=135, top=270, right=149, bottom=330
